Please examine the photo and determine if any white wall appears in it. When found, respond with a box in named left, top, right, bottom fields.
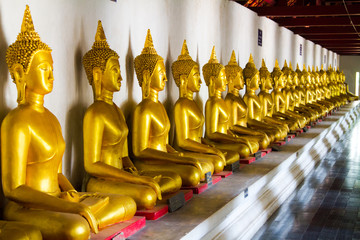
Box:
left=0, top=0, right=339, bottom=189
left=340, top=56, right=360, bottom=94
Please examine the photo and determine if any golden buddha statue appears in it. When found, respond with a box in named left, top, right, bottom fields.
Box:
left=302, top=65, right=324, bottom=117
left=2, top=6, right=136, bottom=240
left=307, top=66, right=328, bottom=116
left=281, top=61, right=308, bottom=127
left=293, top=64, right=318, bottom=122
left=315, top=66, right=334, bottom=111
left=82, top=21, right=182, bottom=210
left=172, top=41, right=237, bottom=173
left=203, top=47, right=257, bottom=159
left=242, top=55, right=287, bottom=142
left=271, top=60, right=301, bottom=131
left=224, top=51, right=269, bottom=150
left=326, top=66, right=342, bottom=107
left=132, top=30, right=212, bottom=187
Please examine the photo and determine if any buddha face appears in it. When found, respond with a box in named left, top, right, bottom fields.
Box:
left=214, top=67, right=227, bottom=92
left=293, top=74, right=299, bottom=87
left=248, top=72, right=260, bottom=90
left=25, top=50, right=54, bottom=95
left=233, top=71, right=244, bottom=90
left=187, top=65, right=201, bottom=92
left=277, top=74, right=286, bottom=88
left=102, top=57, right=122, bottom=92
left=287, top=74, right=293, bottom=87
left=150, top=60, right=167, bottom=91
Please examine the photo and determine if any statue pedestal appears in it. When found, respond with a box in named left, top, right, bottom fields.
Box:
left=91, top=216, right=145, bottom=240
left=181, top=183, right=208, bottom=194
left=212, top=175, right=222, bottom=185
left=239, top=156, right=256, bottom=164
left=214, top=171, right=233, bottom=178
left=135, top=205, right=168, bottom=220
left=224, top=160, right=240, bottom=171
left=182, top=189, right=193, bottom=202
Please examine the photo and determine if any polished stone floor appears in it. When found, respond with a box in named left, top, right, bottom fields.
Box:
left=252, top=119, right=360, bottom=240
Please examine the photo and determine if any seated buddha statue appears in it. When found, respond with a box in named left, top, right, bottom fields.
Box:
left=318, top=65, right=336, bottom=111
left=314, top=66, right=334, bottom=111
left=242, top=55, right=287, bottom=142
left=132, top=30, right=212, bottom=187
left=256, top=58, right=288, bottom=142
left=171, top=41, right=239, bottom=173
left=1, top=6, right=136, bottom=240
left=326, top=66, right=342, bottom=107
left=82, top=21, right=182, bottom=210
left=295, top=64, right=320, bottom=120
left=292, top=64, right=318, bottom=122
left=306, top=66, right=328, bottom=116
left=224, top=51, right=269, bottom=150
left=270, top=60, right=301, bottom=131
left=203, top=47, right=256, bottom=159
left=281, top=61, right=308, bottom=127
left=302, top=65, right=325, bottom=117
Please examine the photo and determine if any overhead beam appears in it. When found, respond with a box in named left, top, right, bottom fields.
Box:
left=306, top=34, right=360, bottom=40
left=276, top=16, right=360, bottom=27
left=313, top=40, right=360, bottom=45
left=249, top=5, right=360, bottom=17
left=291, top=26, right=358, bottom=35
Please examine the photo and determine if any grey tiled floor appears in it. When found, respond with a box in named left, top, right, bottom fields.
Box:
left=252, top=119, right=360, bottom=240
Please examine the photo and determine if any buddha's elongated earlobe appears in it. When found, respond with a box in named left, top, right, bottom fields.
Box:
left=13, top=64, right=26, bottom=105
left=180, top=75, right=188, bottom=97
left=209, top=77, right=215, bottom=97
left=142, top=70, right=150, bottom=99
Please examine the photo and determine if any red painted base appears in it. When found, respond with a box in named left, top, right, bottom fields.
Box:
left=135, top=204, right=168, bottom=220
left=318, top=119, right=323, bottom=122
left=261, top=151, right=267, bottom=157
left=273, top=140, right=286, bottom=146
left=306, top=125, right=311, bottom=129
left=91, top=216, right=146, bottom=240
left=213, top=171, right=233, bottom=178
left=182, top=189, right=193, bottom=202
left=239, top=156, right=256, bottom=164
left=212, top=175, right=222, bottom=185
left=296, top=128, right=304, bottom=134
left=181, top=182, right=208, bottom=194
left=262, top=148, right=272, bottom=154
left=288, top=134, right=295, bottom=139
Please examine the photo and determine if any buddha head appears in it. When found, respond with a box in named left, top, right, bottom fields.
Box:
left=281, top=60, right=292, bottom=88
left=295, top=64, right=304, bottom=87
left=302, top=65, right=311, bottom=87
left=259, top=59, right=272, bottom=91
left=243, top=54, right=260, bottom=91
left=319, top=65, right=327, bottom=86
left=225, top=50, right=244, bottom=92
left=6, top=5, right=53, bottom=104
left=202, top=46, right=226, bottom=96
left=83, top=21, right=121, bottom=100
left=271, top=59, right=284, bottom=89
left=171, top=40, right=200, bottom=97
left=288, top=62, right=297, bottom=87
left=134, top=29, right=167, bottom=99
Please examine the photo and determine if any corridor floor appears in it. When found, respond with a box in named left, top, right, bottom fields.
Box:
left=252, top=119, right=360, bottom=240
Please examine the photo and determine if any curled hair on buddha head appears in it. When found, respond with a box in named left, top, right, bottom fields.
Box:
left=289, top=61, right=297, bottom=79
left=271, top=59, right=283, bottom=80
left=202, top=46, right=224, bottom=86
left=281, top=60, right=290, bottom=77
left=259, top=59, right=270, bottom=79
left=134, top=29, right=164, bottom=87
left=82, top=20, right=119, bottom=85
left=243, top=54, right=258, bottom=83
left=171, top=40, right=198, bottom=87
left=6, top=5, right=52, bottom=80
left=225, top=50, right=242, bottom=81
